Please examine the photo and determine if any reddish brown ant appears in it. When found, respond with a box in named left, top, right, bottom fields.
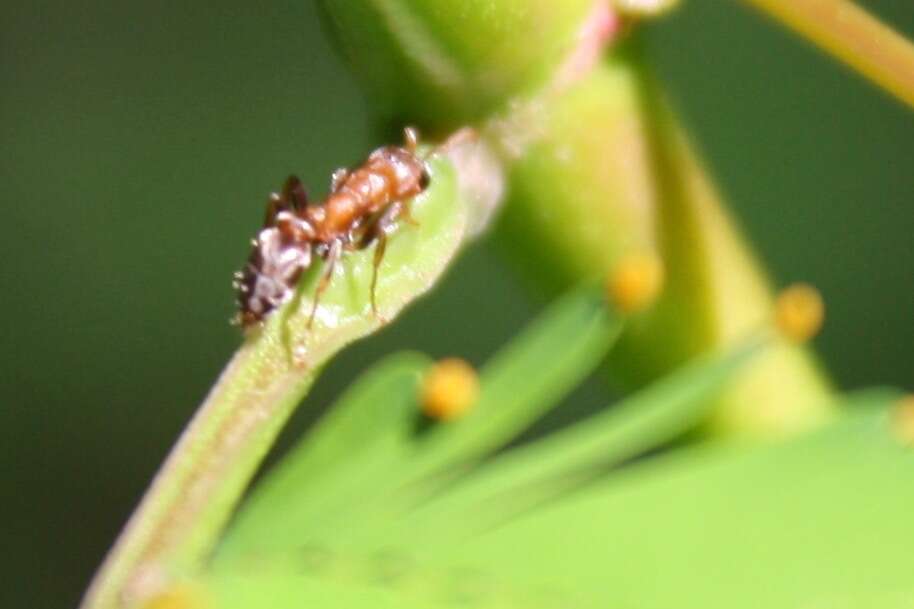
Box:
left=234, top=127, right=430, bottom=328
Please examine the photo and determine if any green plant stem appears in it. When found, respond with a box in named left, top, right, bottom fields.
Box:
left=742, top=0, right=914, bottom=109
left=79, top=335, right=316, bottom=609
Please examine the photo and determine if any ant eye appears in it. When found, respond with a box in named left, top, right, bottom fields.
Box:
left=419, top=170, right=431, bottom=190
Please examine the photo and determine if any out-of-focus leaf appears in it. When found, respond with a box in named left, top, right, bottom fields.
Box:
left=214, top=286, right=622, bottom=563
left=214, top=353, right=432, bottom=565
left=200, top=569, right=575, bottom=609
left=393, top=336, right=769, bottom=542
left=202, top=390, right=912, bottom=609
left=399, top=285, right=623, bottom=481
left=202, top=572, right=443, bottom=609
left=424, top=390, right=914, bottom=608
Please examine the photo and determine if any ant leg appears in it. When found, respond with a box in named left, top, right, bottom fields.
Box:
left=307, top=238, right=342, bottom=329
left=370, top=233, right=387, bottom=317
left=403, top=126, right=420, bottom=153
left=343, top=218, right=363, bottom=252
left=330, top=168, right=349, bottom=192
left=283, top=175, right=309, bottom=210
left=368, top=202, right=402, bottom=317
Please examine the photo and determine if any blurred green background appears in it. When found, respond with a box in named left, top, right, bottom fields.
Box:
left=1, top=2, right=912, bottom=608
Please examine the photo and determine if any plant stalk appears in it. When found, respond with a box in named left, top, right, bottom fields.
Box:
left=79, top=333, right=314, bottom=609
left=743, top=0, right=914, bottom=109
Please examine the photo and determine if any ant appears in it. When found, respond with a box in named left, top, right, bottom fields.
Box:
left=234, top=127, right=430, bottom=329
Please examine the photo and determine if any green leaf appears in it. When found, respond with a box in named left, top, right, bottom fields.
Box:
left=200, top=570, right=506, bottom=609
left=214, top=352, right=432, bottom=565
left=424, top=390, right=914, bottom=608
left=199, top=392, right=914, bottom=609
left=393, top=336, right=770, bottom=542
left=214, top=285, right=623, bottom=563
left=401, top=285, right=623, bottom=482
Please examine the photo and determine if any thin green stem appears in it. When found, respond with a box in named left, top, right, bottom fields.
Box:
left=743, top=0, right=914, bottom=109
left=79, top=336, right=315, bottom=609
